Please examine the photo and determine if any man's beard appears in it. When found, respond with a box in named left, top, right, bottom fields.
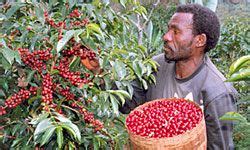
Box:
left=163, top=42, right=193, bottom=62
left=164, top=50, right=191, bottom=62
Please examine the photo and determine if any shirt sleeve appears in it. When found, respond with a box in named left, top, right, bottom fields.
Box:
left=119, top=80, right=147, bottom=114
left=205, top=93, right=237, bottom=150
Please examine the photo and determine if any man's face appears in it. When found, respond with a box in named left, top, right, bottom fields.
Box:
left=163, top=13, right=196, bottom=61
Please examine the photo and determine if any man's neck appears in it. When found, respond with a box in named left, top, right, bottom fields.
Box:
left=175, top=55, right=204, bottom=79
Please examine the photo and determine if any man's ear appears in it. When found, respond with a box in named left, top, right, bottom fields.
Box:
left=195, top=33, right=207, bottom=48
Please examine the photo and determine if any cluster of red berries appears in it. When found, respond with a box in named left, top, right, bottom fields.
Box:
left=33, top=49, right=53, bottom=61
left=18, top=48, right=52, bottom=73
left=62, top=43, right=96, bottom=60
left=54, top=58, right=90, bottom=86
left=5, top=89, right=31, bottom=108
left=42, top=74, right=53, bottom=104
left=126, top=98, right=203, bottom=138
left=83, top=111, right=94, bottom=123
left=70, top=18, right=89, bottom=27
left=92, top=119, right=104, bottom=132
left=0, top=106, right=6, bottom=116
left=69, top=9, right=81, bottom=18
left=44, top=10, right=89, bottom=31
left=1, top=86, right=37, bottom=115
left=81, top=110, right=104, bottom=132
left=44, top=12, right=66, bottom=29
left=58, top=87, right=75, bottom=101
left=29, top=86, right=38, bottom=95
left=44, top=11, right=66, bottom=40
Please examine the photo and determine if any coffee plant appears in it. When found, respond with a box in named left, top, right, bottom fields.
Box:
left=211, top=16, right=249, bottom=77
left=220, top=55, right=250, bottom=149
left=0, top=1, right=157, bottom=149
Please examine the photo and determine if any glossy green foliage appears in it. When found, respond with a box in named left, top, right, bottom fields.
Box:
left=0, top=1, right=158, bottom=149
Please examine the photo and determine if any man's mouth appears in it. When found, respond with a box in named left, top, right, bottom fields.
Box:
left=163, top=44, right=173, bottom=52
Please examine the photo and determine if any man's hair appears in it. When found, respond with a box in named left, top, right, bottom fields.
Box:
left=176, top=4, right=220, bottom=53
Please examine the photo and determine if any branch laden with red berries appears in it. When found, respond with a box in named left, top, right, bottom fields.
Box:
left=1, top=9, right=103, bottom=132
left=126, top=98, right=203, bottom=138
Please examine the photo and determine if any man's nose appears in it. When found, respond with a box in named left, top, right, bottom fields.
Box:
left=163, top=31, right=172, bottom=42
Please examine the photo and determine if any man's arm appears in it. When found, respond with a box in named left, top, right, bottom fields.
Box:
left=205, top=93, right=237, bottom=150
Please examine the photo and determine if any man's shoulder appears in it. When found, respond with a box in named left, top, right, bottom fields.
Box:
left=202, top=56, right=238, bottom=101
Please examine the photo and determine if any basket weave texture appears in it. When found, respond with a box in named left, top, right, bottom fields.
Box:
left=126, top=98, right=207, bottom=150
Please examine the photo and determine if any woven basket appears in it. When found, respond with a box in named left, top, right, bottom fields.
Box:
left=126, top=98, right=207, bottom=150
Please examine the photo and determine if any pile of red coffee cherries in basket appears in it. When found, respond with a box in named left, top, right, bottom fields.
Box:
left=126, top=98, right=203, bottom=138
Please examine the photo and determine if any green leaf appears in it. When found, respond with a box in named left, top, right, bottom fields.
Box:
left=220, top=112, right=248, bottom=123
left=26, top=70, right=36, bottom=83
left=68, top=0, right=77, bottom=9
left=57, top=30, right=81, bottom=53
left=74, top=29, right=84, bottom=43
left=0, top=14, right=7, bottom=21
left=93, top=136, right=100, bottom=150
left=146, top=65, right=152, bottom=76
left=114, top=61, right=126, bottom=80
left=114, top=92, right=126, bottom=105
left=68, top=141, right=76, bottom=150
left=61, top=122, right=81, bottom=142
left=30, top=113, right=49, bottom=125
left=227, top=69, right=250, bottom=82
left=149, top=74, right=156, bottom=84
left=1, top=47, right=21, bottom=64
left=126, top=83, right=134, bottom=96
left=34, top=118, right=54, bottom=141
left=146, top=59, right=159, bottom=71
left=228, top=55, right=250, bottom=76
left=51, top=69, right=60, bottom=75
left=6, top=4, right=24, bottom=19
left=11, top=137, right=24, bottom=147
left=56, top=126, right=63, bottom=149
left=55, top=113, right=71, bottom=123
left=82, top=38, right=97, bottom=51
left=141, top=79, right=148, bottom=90
left=119, top=0, right=127, bottom=8
left=103, top=74, right=112, bottom=90
left=110, top=94, right=119, bottom=116
left=133, top=60, right=143, bottom=78
left=100, top=91, right=109, bottom=102
left=30, top=35, right=40, bottom=52
left=86, top=23, right=102, bottom=35
left=107, top=90, right=131, bottom=99
left=20, top=30, right=29, bottom=44
left=1, top=55, right=11, bottom=71
left=34, top=5, right=45, bottom=24
left=0, top=89, right=6, bottom=97
left=40, top=126, right=56, bottom=146
left=146, top=21, right=153, bottom=43
left=69, top=56, right=81, bottom=70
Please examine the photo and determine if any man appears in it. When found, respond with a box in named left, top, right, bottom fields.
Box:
left=119, top=4, right=237, bottom=150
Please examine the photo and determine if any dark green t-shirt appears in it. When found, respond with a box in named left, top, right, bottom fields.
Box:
left=120, top=53, right=237, bottom=150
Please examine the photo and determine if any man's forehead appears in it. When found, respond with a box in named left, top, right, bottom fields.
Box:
left=169, top=13, right=193, bottom=27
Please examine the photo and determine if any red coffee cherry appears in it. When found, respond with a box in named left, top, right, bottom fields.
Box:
left=0, top=106, right=7, bottom=116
